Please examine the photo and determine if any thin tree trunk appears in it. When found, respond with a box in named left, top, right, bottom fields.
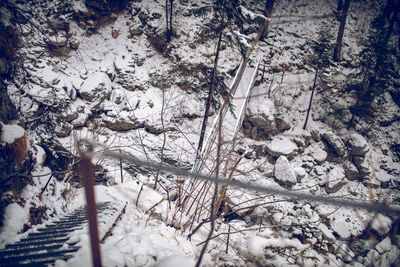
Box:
left=337, top=0, right=343, bottom=11
left=165, top=0, right=170, bottom=42
left=303, top=69, right=318, bottom=130
left=383, top=0, right=400, bottom=47
left=260, top=0, right=275, bottom=41
left=169, top=0, right=174, bottom=38
left=333, top=0, right=350, bottom=62
left=195, top=22, right=225, bottom=163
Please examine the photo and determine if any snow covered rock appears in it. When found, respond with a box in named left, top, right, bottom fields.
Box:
left=325, top=166, right=346, bottom=194
left=321, top=131, right=346, bottom=157
left=307, top=143, right=328, bottom=164
left=243, top=98, right=290, bottom=140
left=352, top=155, right=371, bottom=177
left=274, top=156, right=297, bottom=188
left=348, top=132, right=369, bottom=156
left=154, top=255, right=195, bottom=267
left=331, top=218, right=352, bottom=239
left=370, top=214, right=392, bottom=235
left=79, top=72, right=112, bottom=111
left=266, top=136, right=298, bottom=157
left=1, top=123, right=25, bottom=144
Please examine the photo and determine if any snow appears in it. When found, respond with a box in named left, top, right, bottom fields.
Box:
left=266, top=136, right=298, bottom=157
left=247, top=235, right=309, bottom=257
left=274, top=155, right=297, bottom=187
left=1, top=123, right=25, bottom=144
left=331, top=218, right=352, bottom=239
left=0, top=203, right=27, bottom=248
left=371, top=214, right=392, bottom=235
left=153, top=255, right=195, bottom=267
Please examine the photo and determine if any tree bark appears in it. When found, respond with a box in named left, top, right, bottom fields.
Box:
left=337, top=0, right=343, bottom=11
left=260, top=0, right=275, bottom=41
left=303, top=69, right=318, bottom=130
left=333, top=0, right=351, bottom=62
left=195, top=22, right=225, bottom=163
left=165, top=0, right=170, bottom=41
left=169, top=0, right=174, bottom=39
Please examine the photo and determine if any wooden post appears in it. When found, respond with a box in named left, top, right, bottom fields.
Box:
left=80, top=156, right=102, bottom=267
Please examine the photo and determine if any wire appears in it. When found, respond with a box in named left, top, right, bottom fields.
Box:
left=77, top=140, right=400, bottom=216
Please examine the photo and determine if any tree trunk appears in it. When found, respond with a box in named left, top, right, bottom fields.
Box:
left=333, top=0, right=350, bottom=62
left=383, top=0, right=400, bottom=47
left=165, top=0, right=170, bottom=42
left=169, top=0, right=174, bottom=39
left=303, top=69, right=318, bottom=130
left=260, top=0, right=275, bottom=41
left=337, top=0, right=343, bottom=11
left=195, top=22, right=225, bottom=163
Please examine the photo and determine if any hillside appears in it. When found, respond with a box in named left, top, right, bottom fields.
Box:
left=1, top=0, right=400, bottom=266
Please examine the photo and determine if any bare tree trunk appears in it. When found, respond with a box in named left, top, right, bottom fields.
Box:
left=169, top=0, right=174, bottom=39
left=165, top=0, right=170, bottom=42
left=195, top=22, right=225, bottom=163
left=337, top=0, right=343, bottom=11
left=333, top=0, right=350, bottom=62
left=303, top=69, right=318, bottom=130
left=260, top=0, right=275, bottom=41
left=383, top=0, right=400, bottom=47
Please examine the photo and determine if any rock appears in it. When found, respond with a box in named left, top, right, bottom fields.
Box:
left=243, top=98, right=290, bottom=140
left=375, top=170, right=392, bottom=188
left=336, top=243, right=355, bottom=263
left=274, top=156, right=297, bottom=188
left=275, top=113, right=291, bottom=132
left=348, top=132, right=369, bottom=156
left=376, top=237, right=391, bottom=254
left=332, top=218, right=352, bottom=239
left=311, top=145, right=328, bottom=164
left=103, top=118, right=143, bottom=132
left=47, top=18, right=70, bottom=32
left=79, top=72, right=112, bottom=111
left=293, top=167, right=306, bottom=180
left=352, top=155, right=371, bottom=176
left=54, top=122, right=72, bottom=138
left=322, top=131, right=346, bottom=157
left=129, top=26, right=143, bottom=36
left=266, top=136, right=298, bottom=157
left=371, top=214, right=392, bottom=235
left=325, top=166, right=346, bottom=193
left=311, top=129, right=321, bottom=142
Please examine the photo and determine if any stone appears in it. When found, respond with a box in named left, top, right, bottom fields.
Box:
left=275, top=113, right=291, bottom=132
left=371, top=214, right=392, bottom=235
left=352, top=155, right=371, bottom=176
left=322, top=131, right=346, bottom=157
left=129, top=27, right=143, bottom=36
left=325, top=166, right=346, bottom=193
left=312, top=146, right=328, bottom=164
left=103, top=118, right=143, bottom=132
left=54, top=122, right=72, bottom=138
left=274, top=155, right=297, bottom=188
left=376, top=237, right=391, bottom=254
left=0, top=57, right=11, bottom=76
left=266, top=136, right=298, bottom=157
left=242, top=98, right=281, bottom=140
left=293, top=167, right=307, bottom=180
left=69, top=41, right=80, bottom=50
left=311, top=129, right=321, bottom=141
left=348, top=132, right=369, bottom=156
left=79, top=72, right=112, bottom=111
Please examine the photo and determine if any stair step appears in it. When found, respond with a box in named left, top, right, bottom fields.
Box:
left=4, top=238, right=70, bottom=250
left=0, top=247, right=78, bottom=266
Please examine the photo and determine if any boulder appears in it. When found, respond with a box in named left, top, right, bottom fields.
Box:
left=325, top=166, right=346, bottom=194
left=79, top=72, right=112, bottom=111
left=311, top=145, right=328, bottom=164
left=348, top=132, right=369, bottom=156
left=242, top=98, right=290, bottom=140
left=274, top=156, right=297, bottom=188
left=103, top=118, right=143, bottom=132
left=322, top=131, right=346, bottom=157
left=352, top=155, right=371, bottom=177
left=266, top=136, right=298, bottom=157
